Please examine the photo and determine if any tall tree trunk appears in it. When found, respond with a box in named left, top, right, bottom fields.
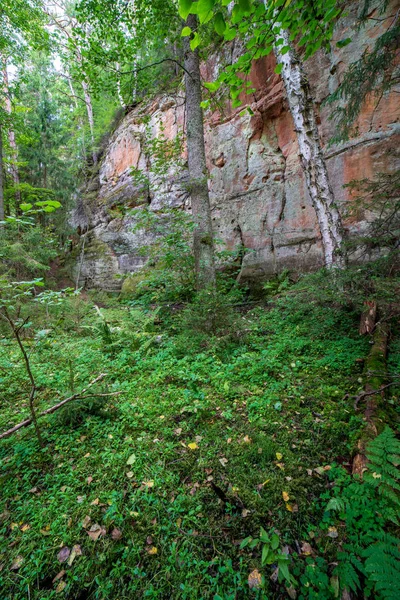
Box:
left=81, top=78, right=97, bottom=165
left=0, top=123, right=4, bottom=223
left=2, top=56, right=21, bottom=213
left=115, top=63, right=125, bottom=108
left=273, top=27, right=345, bottom=268
left=183, top=14, right=216, bottom=290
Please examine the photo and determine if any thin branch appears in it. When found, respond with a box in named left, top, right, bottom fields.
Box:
left=0, top=373, right=117, bottom=440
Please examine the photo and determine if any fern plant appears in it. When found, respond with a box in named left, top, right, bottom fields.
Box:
left=322, top=427, right=400, bottom=599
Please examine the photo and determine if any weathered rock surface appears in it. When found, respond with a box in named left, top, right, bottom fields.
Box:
left=73, top=2, right=400, bottom=290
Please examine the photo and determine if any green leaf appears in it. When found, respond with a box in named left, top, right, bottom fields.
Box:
left=239, top=0, right=252, bottom=12
left=197, top=0, right=215, bottom=24
left=204, top=81, right=220, bottom=92
left=214, top=12, right=226, bottom=36
left=20, top=203, right=33, bottom=212
left=178, top=0, right=194, bottom=20
left=277, top=557, right=291, bottom=584
left=181, top=26, right=192, bottom=37
left=271, top=534, right=280, bottom=550
left=190, top=32, right=200, bottom=51
left=274, top=63, right=283, bottom=75
left=224, top=28, right=237, bottom=41
left=336, top=37, right=352, bottom=48
left=231, top=5, right=244, bottom=24
left=261, top=544, right=271, bottom=566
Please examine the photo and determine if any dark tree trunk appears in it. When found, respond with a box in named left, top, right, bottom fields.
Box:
left=183, top=14, right=216, bottom=290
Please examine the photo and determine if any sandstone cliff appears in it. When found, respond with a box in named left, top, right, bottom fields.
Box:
left=73, top=2, right=400, bottom=291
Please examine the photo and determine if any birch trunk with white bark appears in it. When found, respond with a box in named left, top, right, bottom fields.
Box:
left=183, top=14, right=216, bottom=289
left=81, top=78, right=97, bottom=165
left=273, top=28, right=345, bottom=268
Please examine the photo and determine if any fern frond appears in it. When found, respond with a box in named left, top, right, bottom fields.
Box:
left=363, top=532, right=400, bottom=600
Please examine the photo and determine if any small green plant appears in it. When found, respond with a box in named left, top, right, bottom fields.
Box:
left=240, top=528, right=296, bottom=587
left=263, top=269, right=292, bottom=297
left=320, top=427, right=400, bottom=599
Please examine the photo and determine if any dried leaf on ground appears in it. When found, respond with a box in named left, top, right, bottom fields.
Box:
left=68, top=544, right=82, bottom=566
left=282, top=491, right=290, bottom=502
left=248, top=568, right=262, bottom=589
left=301, top=542, right=313, bottom=556
left=52, top=570, right=66, bottom=583
left=87, top=524, right=106, bottom=541
left=111, top=528, right=122, bottom=541
left=10, top=556, right=24, bottom=570
left=57, top=547, right=70, bottom=563
left=82, top=515, right=91, bottom=529
left=55, top=581, right=67, bottom=593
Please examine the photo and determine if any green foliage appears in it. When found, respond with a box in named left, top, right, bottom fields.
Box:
left=1, top=266, right=398, bottom=598
left=126, top=208, right=196, bottom=305
left=319, top=428, right=400, bottom=599
left=327, top=6, right=400, bottom=143
left=241, top=528, right=295, bottom=586
left=343, top=171, right=400, bottom=255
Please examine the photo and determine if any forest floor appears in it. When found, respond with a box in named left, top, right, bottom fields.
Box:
left=0, top=283, right=399, bottom=599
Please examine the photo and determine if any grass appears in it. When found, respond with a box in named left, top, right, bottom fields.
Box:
left=0, top=289, right=398, bottom=599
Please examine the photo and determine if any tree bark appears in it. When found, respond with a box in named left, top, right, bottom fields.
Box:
left=273, top=28, right=345, bottom=268
left=0, top=123, right=4, bottom=223
left=183, top=14, right=216, bottom=290
left=2, top=56, right=21, bottom=213
left=353, top=320, right=389, bottom=476
left=81, top=78, right=97, bottom=165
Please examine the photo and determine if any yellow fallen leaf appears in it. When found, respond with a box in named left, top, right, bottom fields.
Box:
left=286, top=503, right=293, bottom=512
left=276, top=452, right=283, bottom=460
left=261, top=478, right=270, bottom=486
left=276, top=462, right=285, bottom=470
left=147, top=546, right=158, bottom=555
left=176, top=517, right=182, bottom=527
left=187, top=443, right=198, bottom=450
left=55, top=581, right=67, bottom=593
left=143, top=480, right=154, bottom=488
left=282, top=491, right=290, bottom=502
left=248, top=568, right=262, bottom=589
left=20, top=524, right=30, bottom=532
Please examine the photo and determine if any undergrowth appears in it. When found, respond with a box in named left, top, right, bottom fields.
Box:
left=0, top=270, right=399, bottom=599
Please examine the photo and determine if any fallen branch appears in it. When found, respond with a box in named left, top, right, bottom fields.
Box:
left=0, top=373, right=122, bottom=441
left=343, top=381, right=398, bottom=410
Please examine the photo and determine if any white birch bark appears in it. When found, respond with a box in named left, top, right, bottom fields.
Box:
left=272, top=26, right=345, bottom=267
left=81, top=78, right=97, bottom=165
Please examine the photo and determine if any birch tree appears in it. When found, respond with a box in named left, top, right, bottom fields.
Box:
left=271, top=28, right=345, bottom=268
left=180, top=0, right=348, bottom=268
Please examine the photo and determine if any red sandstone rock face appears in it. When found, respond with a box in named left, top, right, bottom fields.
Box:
left=76, top=2, right=400, bottom=290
